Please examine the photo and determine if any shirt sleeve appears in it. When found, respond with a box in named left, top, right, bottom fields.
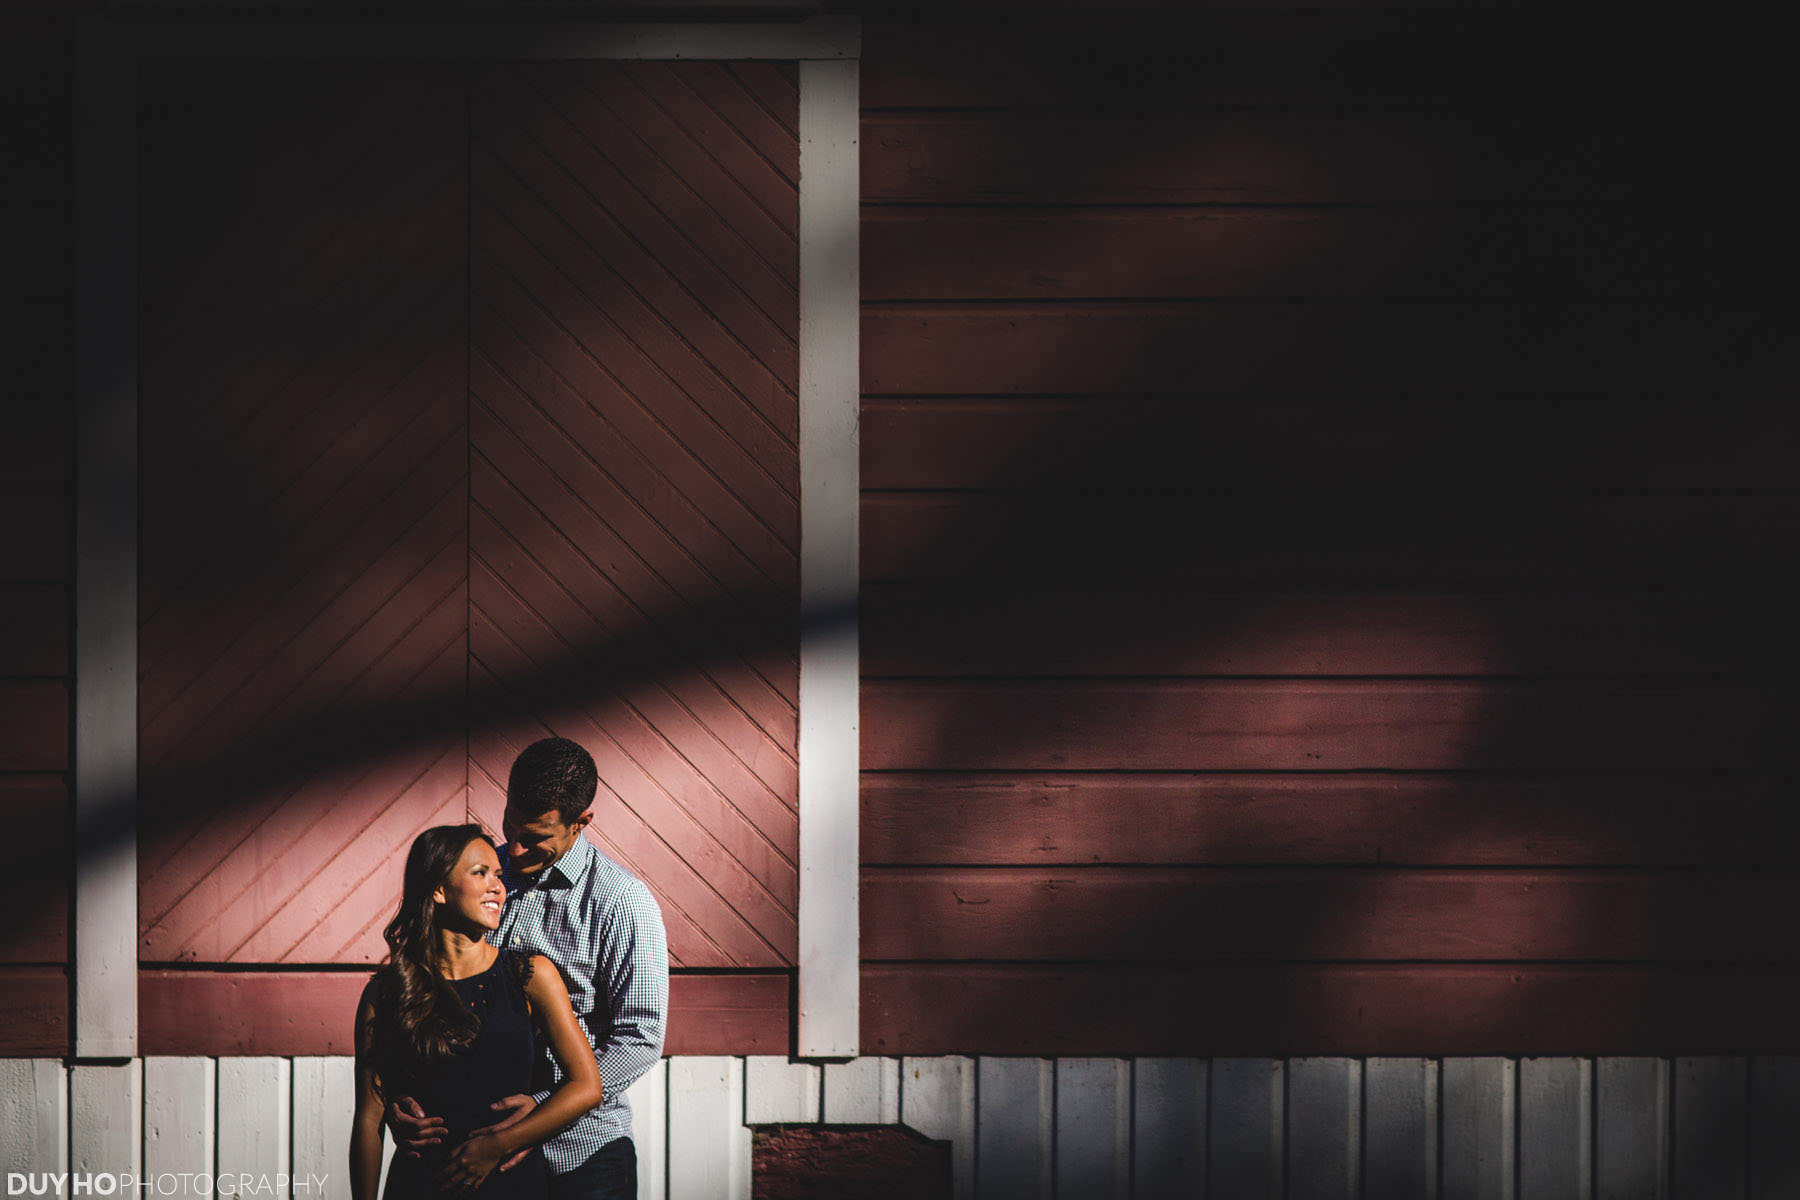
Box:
left=593, top=879, right=669, bottom=1099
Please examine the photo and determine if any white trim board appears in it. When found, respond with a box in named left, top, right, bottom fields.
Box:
left=796, top=54, right=862, bottom=1060
left=103, top=17, right=857, bottom=60
left=75, top=15, right=861, bottom=1061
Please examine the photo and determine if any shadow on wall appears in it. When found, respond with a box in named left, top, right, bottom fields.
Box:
left=32, top=9, right=1800, bottom=1160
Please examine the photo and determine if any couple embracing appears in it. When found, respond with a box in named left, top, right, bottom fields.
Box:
left=350, top=737, right=668, bottom=1200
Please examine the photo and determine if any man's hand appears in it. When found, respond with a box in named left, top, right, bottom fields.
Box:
left=385, top=1097, right=447, bottom=1159
left=468, top=1094, right=538, bottom=1172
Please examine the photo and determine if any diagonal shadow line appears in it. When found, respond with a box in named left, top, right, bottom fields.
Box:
left=140, top=430, right=467, bottom=756
left=140, top=570, right=471, bottom=930
left=470, top=530, right=798, bottom=870
left=467, top=639, right=792, bottom=965
left=251, top=737, right=468, bottom=964
left=470, top=476, right=797, bottom=783
left=311, top=770, right=475, bottom=966
left=465, top=752, right=728, bottom=971
left=469, top=492, right=798, bottom=871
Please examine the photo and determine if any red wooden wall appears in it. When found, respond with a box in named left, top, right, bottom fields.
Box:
left=854, top=13, right=1800, bottom=1056
left=130, top=57, right=799, bottom=1050
left=5, top=9, right=1799, bottom=1058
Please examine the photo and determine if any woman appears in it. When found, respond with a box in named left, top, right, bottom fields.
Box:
left=351, top=825, right=602, bottom=1200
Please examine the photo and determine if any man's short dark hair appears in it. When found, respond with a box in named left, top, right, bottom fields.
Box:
left=507, top=736, right=599, bottom=824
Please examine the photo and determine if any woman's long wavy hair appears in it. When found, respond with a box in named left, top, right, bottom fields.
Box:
left=367, top=824, right=494, bottom=1096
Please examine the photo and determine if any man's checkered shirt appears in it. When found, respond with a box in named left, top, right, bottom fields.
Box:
left=489, top=832, right=669, bottom=1171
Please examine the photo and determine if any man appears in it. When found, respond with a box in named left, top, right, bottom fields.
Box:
left=391, top=737, right=669, bottom=1199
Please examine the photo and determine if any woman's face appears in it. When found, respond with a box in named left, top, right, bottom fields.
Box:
left=434, top=838, right=505, bottom=931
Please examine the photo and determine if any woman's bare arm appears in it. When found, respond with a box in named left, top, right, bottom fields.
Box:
left=350, top=983, right=387, bottom=1200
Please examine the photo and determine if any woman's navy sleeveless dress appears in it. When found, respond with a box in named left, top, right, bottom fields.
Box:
left=384, top=951, right=549, bottom=1200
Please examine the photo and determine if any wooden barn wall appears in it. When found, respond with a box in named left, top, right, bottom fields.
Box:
left=5, top=7, right=1799, bottom=1063
left=0, top=14, right=74, bottom=1056
left=854, top=12, right=1800, bottom=1055
left=127, top=55, right=800, bottom=1044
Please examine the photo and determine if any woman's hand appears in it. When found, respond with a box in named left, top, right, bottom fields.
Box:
left=434, top=1131, right=511, bottom=1196
left=467, top=1095, right=538, bottom=1172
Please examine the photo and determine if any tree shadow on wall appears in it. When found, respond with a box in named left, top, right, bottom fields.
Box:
left=34, top=9, right=1800, bottom=1189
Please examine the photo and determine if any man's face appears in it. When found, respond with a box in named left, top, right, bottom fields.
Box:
left=500, top=804, right=589, bottom=878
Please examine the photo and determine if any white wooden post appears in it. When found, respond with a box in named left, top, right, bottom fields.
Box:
left=797, top=51, right=862, bottom=1061
left=74, top=17, right=139, bottom=1061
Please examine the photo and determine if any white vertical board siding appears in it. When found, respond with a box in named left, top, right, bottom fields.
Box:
left=1596, top=1057, right=1667, bottom=1200
left=1442, top=1058, right=1516, bottom=1200
left=744, top=1057, right=821, bottom=1125
left=144, top=1058, right=215, bottom=1180
left=1287, top=1058, right=1360, bottom=1200
left=1, top=1059, right=68, bottom=1174
left=1054, top=1059, right=1128, bottom=1200
left=1132, top=1058, right=1205, bottom=1200
left=975, top=1058, right=1051, bottom=1200
left=292, top=1058, right=353, bottom=1200
left=70, top=1061, right=141, bottom=1176
left=901, top=1056, right=975, bottom=1200
left=822, top=1057, right=901, bottom=1124
left=668, top=1056, right=750, bottom=1200
left=218, top=1058, right=291, bottom=1198
left=627, top=1058, right=668, bottom=1200
left=795, top=49, right=862, bottom=1061
left=1673, top=1056, right=1746, bottom=1200
left=32, top=1052, right=1800, bottom=1199
left=1750, top=1057, right=1800, bottom=1199
left=1208, top=1058, right=1282, bottom=1200
left=1520, top=1058, right=1591, bottom=1200
left=1365, top=1057, right=1437, bottom=1199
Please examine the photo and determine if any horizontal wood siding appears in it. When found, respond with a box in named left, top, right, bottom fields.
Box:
left=857, top=13, right=1797, bottom=1055
left=138, top=971, right=788, bottom=1056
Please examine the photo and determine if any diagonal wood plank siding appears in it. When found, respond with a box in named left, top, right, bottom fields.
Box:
left=136, top=61, right=470, bottom=965
left=467, top=61, right=799, bottom=969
